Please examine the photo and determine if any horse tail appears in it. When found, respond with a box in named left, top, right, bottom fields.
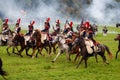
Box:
left=104, top=45, right=113, bottom=59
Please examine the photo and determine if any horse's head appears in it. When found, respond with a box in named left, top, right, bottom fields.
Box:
left=31, top=29, right=41, bottom=40
left=72, top=36, right=85, bottom=48
left=114, top=34, right=120, bottom=41
left=52, top=35, right=60, bottom=44
left=52, top=34, right=65, bottom=44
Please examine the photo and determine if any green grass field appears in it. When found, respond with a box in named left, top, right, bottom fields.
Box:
left=0, top=26, right=120, bottom=80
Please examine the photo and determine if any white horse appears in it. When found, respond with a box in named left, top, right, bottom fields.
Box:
left=51, top=33, right=77, bottom=62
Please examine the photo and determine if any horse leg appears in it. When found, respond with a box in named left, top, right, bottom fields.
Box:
left=74, top=53, right=80, bottom=62
left=116, top=50, right=120, bottom=59
left=99, top=53, right=109, bottom=64
left=6, top=46, right=11, bottom=56
left=67, top=53, right=71, bottom=61
left=13, top=46, right=19, bottom=55
left=25, top=47, right=32, bottom=57
left=36, top=48, right=44, bottom=57
left=94, top=52, right=98, bottom=63
left=76, top=56, right=84, bottom=68
left=31, top=48, right=37, bottom=58
left=84, top=57, right=88, bottom=68
left=53, top=45, right=56, bottom=54
left=48, top=46, right=52, bottom=56
left=52, top=50, right=62, bottom=63
left=18, top=47, right=25, bottom=57
left=36, top=48, right=40, bottom=57
left=44, top=47, right=48, bottom=53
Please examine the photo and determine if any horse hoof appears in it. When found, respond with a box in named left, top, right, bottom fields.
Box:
left=32, top=56, right=35, bottom=59
left=20, top=56, right=23, bottom=58
left=51, top=61, right=55, bottom=63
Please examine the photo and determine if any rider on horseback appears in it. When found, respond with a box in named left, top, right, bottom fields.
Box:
left=1, top=18, right=10, bottom=42
left=65, top=21, right=74, bottom=52
left=42, top=17, right=50, bottom=33
left=79, top=20, right=100, bottom=52
left=41, top=17, right=52, bottom=46
left=53, top=19, right=61, bottom=33
left=63, top=20, right=74, bottom=34
left=12, top=18, right=21, bottom=44
left=25, top=21, right=35, bottom=46
left=15, top=18, right=21, bottom=35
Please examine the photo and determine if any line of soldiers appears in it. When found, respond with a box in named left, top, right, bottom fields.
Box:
left=1, top=18, right=99, bottom=50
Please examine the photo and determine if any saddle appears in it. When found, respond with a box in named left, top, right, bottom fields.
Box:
left=84, top=39, right=100, bottom=54
left=1, top=34, right=8, bottom=42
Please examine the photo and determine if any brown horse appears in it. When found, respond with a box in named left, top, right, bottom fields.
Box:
left=30, top=29, right=56, bottom=58
left=73, top=36, right=113, bottom=68
left=114, top=34, right=120, bottom=59
left=11, top=30, right=50, bottom=58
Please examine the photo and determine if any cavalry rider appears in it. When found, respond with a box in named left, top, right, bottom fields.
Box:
left=65, top=21, right=74, bottom=52
left=68, top=21, right=74, bottom=32
left=25, top=21, right=35, bottom=36
left=25, top=21, right=35, bottom=46
left=41, top=17, right=52, bottom=45
left=1, top=18, right=10, bottom=42
left=2, top=18, right=9, bottom=35
left=81, top=20, right=100, bottom=51
left=14, top=18, right=21, bottom=35
left=63, top=20, right=74, bottom=34
left=42, top=17, right=50, bottom=33
left=53, top=19, right=61, bottom=33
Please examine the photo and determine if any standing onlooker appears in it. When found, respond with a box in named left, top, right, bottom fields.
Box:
left=102, top=26, right=108, bottom=36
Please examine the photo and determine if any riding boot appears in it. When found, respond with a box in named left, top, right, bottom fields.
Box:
left=5, top=39, right=7, bottom=42
left=44, top=39, right=47, bottom=46
left=91, top=46, right=94, bottom=52
left=27, top=41, right=29, bottom=46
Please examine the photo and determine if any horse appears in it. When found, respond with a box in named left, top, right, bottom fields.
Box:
left=0, top=58, right=7, bottom=80
left=10, top=30, right=50, bottom=58
left=5, top=31, right=21, bottom=56
left=33, top=29, right=59, bottom=57
left=73, top=36, right=113, bottom=68
left=116, top=23, right=120, bottom=28
left=31, top=30, right=47, bottom=58
left=0, top=29, right=14, bottom=46
left=51, top=33, right=80, bottom=62
left=114, top=34, right=120, bottom=59
left=11, top=34, right=28, bottom=57
left=0, top=29, right=20, bottom=56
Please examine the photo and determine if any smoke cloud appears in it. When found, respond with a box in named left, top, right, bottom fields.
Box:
left=0, top=0, right=120, bottom=27
left=0, top=0, right=64, bottom=29
left=86, top=0, right=120, bottom=25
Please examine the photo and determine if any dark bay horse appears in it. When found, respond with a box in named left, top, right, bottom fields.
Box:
left=73, top=36, right=113, bottom=68
left=114, top=34, right=120, bottom=59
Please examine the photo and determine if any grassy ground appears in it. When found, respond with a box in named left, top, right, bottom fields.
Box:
left=0, top=26, right=120, bottom=80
